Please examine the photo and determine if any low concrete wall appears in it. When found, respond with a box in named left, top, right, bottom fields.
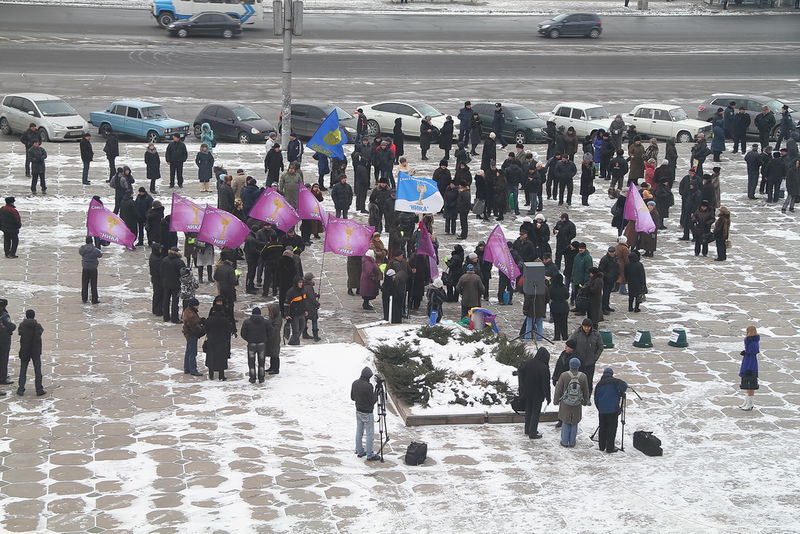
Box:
left=353, top=323, right=557, bottom=427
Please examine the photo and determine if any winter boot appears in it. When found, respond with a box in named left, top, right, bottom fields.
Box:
left=741, top=396, right=754, bottom=411
left=249, top=368, right=256, bottom=384
left=302, top=329, right=313, bottom=340
left=738, top=396, right=748, bottom=409
left=313, top=329, right=321, bottom=342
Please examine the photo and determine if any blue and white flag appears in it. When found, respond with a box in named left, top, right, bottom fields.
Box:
left=395, top=171, right=444, bottom=214
left=306, top=110, right=348, bottom=159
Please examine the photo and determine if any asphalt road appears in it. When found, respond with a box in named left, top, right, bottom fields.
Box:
left=1, top=4, right=800, bottom=44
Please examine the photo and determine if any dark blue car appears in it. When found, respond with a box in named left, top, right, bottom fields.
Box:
left=538, top=13, right=602, bottom=39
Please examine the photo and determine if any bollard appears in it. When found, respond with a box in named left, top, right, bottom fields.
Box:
left=668, top=328, right=689, bottom=347
left=633, top=329, right=653, bottom=348
left=600, top=330, right=615, bottom=348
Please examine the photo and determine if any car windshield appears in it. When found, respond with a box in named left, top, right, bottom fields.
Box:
left=414, top=103, right=443, bottom=118
left=321, top=105, right=354, bottom=120
left=231, top=106, right=261, bottom=121
left=511, top=107, right=539, bottom=120
left=552, top=14, right=569, bottom=21
left=669, top=108, right=688, bottom=121
left=585, top=107, right=609, bottom=120
left=141, top=106, right=168, bottom=119
left=35, top=100, right=78, bottom=117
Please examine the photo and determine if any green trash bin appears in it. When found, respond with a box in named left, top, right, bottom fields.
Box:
left=633, top=329, right=653, bottom=348
left=600, top=330, right=614, bottom=348
left=668, top=328, right=689, bottom=347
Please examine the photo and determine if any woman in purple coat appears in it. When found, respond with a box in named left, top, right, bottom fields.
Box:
left=359, top=249, right=381, bottom=310
left=738, top=325, right=759, bottom=411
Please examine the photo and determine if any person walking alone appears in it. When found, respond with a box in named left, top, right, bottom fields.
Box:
left=15, top=309, right=45, bottom=397
left=738, top=326, right=760, bottom=411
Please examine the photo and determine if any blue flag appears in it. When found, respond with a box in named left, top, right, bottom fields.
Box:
left=307, top=110, right=348, bottom=159
left=395, top=171, right=444, bottom=214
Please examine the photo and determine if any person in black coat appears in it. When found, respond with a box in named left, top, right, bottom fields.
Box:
left=597, top=247, right=619, bottom=314
left=442, top=183, right=459, bottom=235
left=240, top=306, right=273, bottom=383
left=765, top=151, right=787, bottom=203
left=27, top=139, right=47, bottom=194
left=160, top=247, right=186, bottom=323
left=146, top=201, right=164, bottom=247
left=381, top=269, right=403, bottom=323
left=744, top=144, right=762, bottom=199
left=264, top=143, right=284, bottom=187
left=480, top=134, right=497, bottom=172
left=165, top=134, right=188, bottom=188
left=456, top=182, right=471, bottom=239
left=118, top=191, right=138, bottom=236
left=331, top=176, right=354, bottom=219
left=732, top=107, right=751, bottom=154
left=277, top=249, right=299, bottom=316
left=287, top=133, right=303, bottom=163
left=103, top=132, right=120, bottom=181
left=20, top=123, right=39, bottom=178
left=244, top=226, right=265, bottom=294
left=555, top=158, right=577, bottom=206
left=679, top=172, right=702, bottom=240
left=549, top=274, right=570, bottom=341
left=353, top=155, right=370, bottom=213
left=213, top=257, right=238, bottom=316
left=393, top=118, right=405, bottom=163
left=438, top=116, right=455, bottom=161
left=80, top=132, right=94, bottom=185
left=419, top=117, right=435, bottom=160
left=552, top=212, right=576, bottom=269
left=144, top=144, right=161, bottom=194
left=623, top=250, right=646, bottom=313
left=517, top=347, right=551, bottom=439
left=204, top=296, right=236, bottom=380
left=586, top=267, right=604, bottom=327
left=469, top=113, right=482, bottom=155
left=148, top=243, right=163, bottom=316
left=160, top=215, right=179, bottom=255
left=492, top=103, right=507, bottom=148
left=444, top=244, right=465, bottom=302
left=16, top=309, right=45, bottom=396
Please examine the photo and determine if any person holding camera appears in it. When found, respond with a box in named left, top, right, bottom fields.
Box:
left=351, top=366, right=381, bottom=461
left=593, top=367, right=628, bottom=453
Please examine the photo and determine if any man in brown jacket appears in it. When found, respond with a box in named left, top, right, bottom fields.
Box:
left=455, top=263, right=485, bottom=320
left=181, top=298, right=205, bottom=376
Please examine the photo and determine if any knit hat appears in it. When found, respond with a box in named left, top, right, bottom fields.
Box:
left=603, top=367, right=614, bottom=376
left=582, top=318, right=593, bottom=327
left=617, top=236, right=627, bottom=244
left=251, top=306, right=261, bottom=315
left=468, top=252, right=478, bottom=260
left=303, top=272, right=314, bottom=282
left=4, top=197, right=15, bottom=205
left=365, top=249, right=375, bottom=259
left=25, top=309, right=35, bottom=319
left=386, top=269, right=396, bottom=277
left=647, top=201, right=656, bottom=207
left=661, top=159, right=669, bottom=166
left=569, top=357, right=580, bottom=370
left=433, top=278, right=443, bottom=289
left=534, top=213, right=545, bottom=221
left=565, top=339, right=577, bottom=349
left=187, top=298, right=199, bottom=308
left=466, top=264, right=475, bottom=272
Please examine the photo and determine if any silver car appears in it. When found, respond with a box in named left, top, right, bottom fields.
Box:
left=696, top=93, right=794, bottom=138
left=0, top=93, right=89, bottom=142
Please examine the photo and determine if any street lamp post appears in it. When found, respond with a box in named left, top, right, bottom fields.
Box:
left=273, top=0, right=303, bottom=149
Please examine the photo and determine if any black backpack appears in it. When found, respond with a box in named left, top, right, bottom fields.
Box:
left=404, top=442, right=428, bottom=466
left=633, top=430, right=663, bottom=457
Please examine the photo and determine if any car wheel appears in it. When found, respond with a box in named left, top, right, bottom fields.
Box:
left=193, top=124, right=201, bottom=139
left=588, top=28, right=600, bottom=39
left=0, top=118, right=10, bottom=135
left=158, top=12, right=174, bottom=27
left=99, top=123, right=112, bottom=137
left=38, top=128, right=49, bottom=143
left=223, top=29, right=233, bottom=39
left=177, top=28, right=188, bottom=38
left=514, top=130, right=526, bottom=145
left=676, top=131, right=693, bottom=144
left=146, top=130, right=160, bottom=144
left=367, top=120, right=380, bottom=137
left=238, top=131, right=251, bottom=144
left=549, top=29, right=560, bottom=39
left=771, top=126, right=781, bottom=141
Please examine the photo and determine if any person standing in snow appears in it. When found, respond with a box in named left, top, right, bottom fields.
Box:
left=181, top=298, right=205, bottom=377
left=593, top=367, right=627, bottom=453
left=351, top=366, right=380, bottom=461
left=0, top=298, right=16, bottom=389
left=16, top=309, right=45, bottom=397
left=738, top=325, right=760, bottom=411
left=241, top=306, right=274, bottom=383
left=517, top=347, right=551, bottom=440
left=553, top=357, right=590, bottom=448
left=79, top=237, right=102, bottom=304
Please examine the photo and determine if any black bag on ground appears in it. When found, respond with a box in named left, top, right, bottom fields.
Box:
left=404, top=442, right=428, bottom=466
left=633, top=430, right=663, bottom=456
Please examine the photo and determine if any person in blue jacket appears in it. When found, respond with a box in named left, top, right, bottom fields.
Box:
left=593, top=367, right=628, bottom=453
left=739, top=325, right=759, bottom=411
left=711, top=121, right=726, bottom=162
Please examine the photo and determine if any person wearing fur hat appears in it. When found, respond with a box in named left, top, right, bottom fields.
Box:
left=593, top=367, right=628, bottom=453
left=241, top=306, right=274, bottom=382
left=181, top=298, right=205, bottom=376
left=426, top=278, right=447, bottom=323
left=553, top=357, right=590, bottom=447
left=712, top=206, right=731, bottom=261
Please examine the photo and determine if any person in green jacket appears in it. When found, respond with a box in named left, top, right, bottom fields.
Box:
left=570, top=242, right=593, bottom=306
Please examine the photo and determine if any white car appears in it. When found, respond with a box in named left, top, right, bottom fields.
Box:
left=358, top=101, right=451, bottom=139
left=0, top=93, right=89, bottom=142
left=627, top=103, right=713, bottom=143
left=549, top=102, right=613, bottom=138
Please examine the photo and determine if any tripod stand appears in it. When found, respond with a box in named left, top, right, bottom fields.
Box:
left=374, top=377, right=390, bottom=463
left=590, top=385, right=642, bottom=452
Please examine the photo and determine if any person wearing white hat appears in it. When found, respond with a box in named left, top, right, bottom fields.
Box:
left=426, top=278, right=446, bottom=323
left=381, top=269, right=402, bottom=323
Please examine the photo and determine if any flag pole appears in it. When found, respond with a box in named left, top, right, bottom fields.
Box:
left=317, top=249, right=326, bottom=303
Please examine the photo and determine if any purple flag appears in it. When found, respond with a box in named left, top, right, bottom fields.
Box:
left=86, top=198, right=135, bottom=250
left=323, top=217, right=374, bottom=257
left=482, top=225, right=520, bottom=287
left=415, top=223, right=439, bottom=279
left=297, top=184, right=329, bottom=226
left=197, top=205, right=249, bottom=249
left=623, top=182, right=656, bottom=233
left=169, top=193, right=205, bottom=232
left=249, top=187, right=301, bottom=231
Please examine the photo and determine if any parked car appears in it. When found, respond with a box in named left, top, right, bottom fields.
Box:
left=0, top=93, right=88, bottom=142
left=358, top=101, right=452, bottom=139
left=89, top=101, right=190, bottom=143
left=285, top=102, right=357, bottom=141
left=167, top=12, right=242, bottom=39
left=549, top=102, right=613, bottom=138
left=627, top=104, right=712, bottom=143
left=697, top=93, right=796, bottom=139
left=193, top=103, right=274, bottom=144
left=538, top=13, right=602, bottom=39
left=471, top=102, right=550, bottom=145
